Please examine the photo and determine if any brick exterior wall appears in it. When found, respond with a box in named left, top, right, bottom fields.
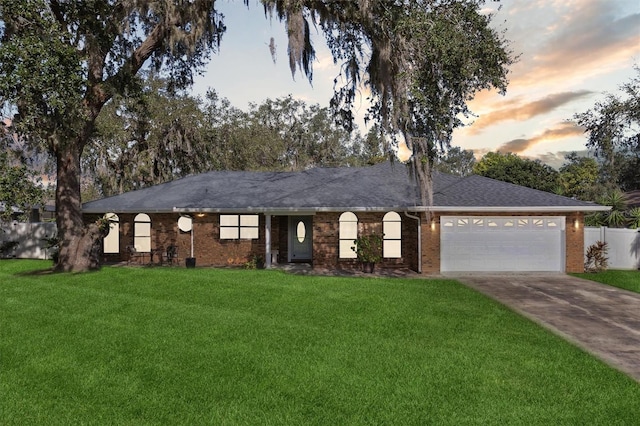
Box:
left=565, top=212, right=585, bottom=273
left=421, top=213, right=440, bottom=274
left=311, top=212, right=418, bottom=272
left=89, top=213, right=266, bottom=267
left=86, top=210, right=585, bottom=273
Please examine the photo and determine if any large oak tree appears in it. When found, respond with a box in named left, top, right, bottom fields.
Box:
left=0, top=0, right=512, bottom=272
left=0, top=1, right=225, bottom=271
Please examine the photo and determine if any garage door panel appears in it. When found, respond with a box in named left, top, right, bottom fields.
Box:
left=441, top=216, right=564, bottom=272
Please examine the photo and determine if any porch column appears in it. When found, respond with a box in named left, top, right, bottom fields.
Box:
left=265, top=214, right=272, bottom=268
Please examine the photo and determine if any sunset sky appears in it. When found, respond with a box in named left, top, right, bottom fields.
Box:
left=192, top=0, right=640, bottom=168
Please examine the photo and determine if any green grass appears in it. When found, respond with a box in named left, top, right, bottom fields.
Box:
left=1, top=260, right=639, bottom=425
left=573, top=269, right=640, bottom=293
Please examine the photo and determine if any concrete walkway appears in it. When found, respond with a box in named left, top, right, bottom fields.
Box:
left=450, top=274, right=640, bottom=382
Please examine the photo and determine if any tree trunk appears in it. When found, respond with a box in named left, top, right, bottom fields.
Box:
left=54, top=143, right=100, bottom=272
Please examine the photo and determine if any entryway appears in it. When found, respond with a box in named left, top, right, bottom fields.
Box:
left=288, top=216, right=312, bottom=262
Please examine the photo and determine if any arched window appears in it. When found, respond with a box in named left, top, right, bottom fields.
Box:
left=134, top=213, right=151, bottom=253
left=339, top=212, right=358, bottom=258
left=103, top=213, right=119, bottom=254
left=383, top=211, right=402, bottom=258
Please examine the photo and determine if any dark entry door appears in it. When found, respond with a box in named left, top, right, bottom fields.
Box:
left=289, top=216, right=313, bottom=261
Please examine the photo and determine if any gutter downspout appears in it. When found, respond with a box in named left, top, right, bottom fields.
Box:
left=404, top=211, right=422, bottom=273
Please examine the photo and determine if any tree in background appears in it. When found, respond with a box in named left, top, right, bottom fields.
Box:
left=86, top=84, right=372, bottom=198
left=557, top=153, right=604, bottom=201
left=614, top=146, right=640, bottom=192
left=574, top=67, right=640, bottom=191
left=86, top=75, right=211, bottom=197
left=0, top=122, right=44, bottom=222
left=433, top=146, right=476, bottom=176
left=348, top=125, right=387, bottom=166
left=473, top=152, right=559, bottom=193
left=242, top=95, right=353, bottom=171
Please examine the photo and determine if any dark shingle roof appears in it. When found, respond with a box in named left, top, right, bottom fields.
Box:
left=82, top=161, right=607, bottom=213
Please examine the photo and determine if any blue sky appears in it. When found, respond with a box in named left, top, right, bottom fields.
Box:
left=192, top=0, right=640, bottom=168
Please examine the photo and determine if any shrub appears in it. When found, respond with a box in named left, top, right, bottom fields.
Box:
left=352, top=233, right=383, bottom=263
left=584, top=241, right=608, bottom=273
left=244, top=255, right=264, bottom=269
left=0, top=240, right=18, bottom=258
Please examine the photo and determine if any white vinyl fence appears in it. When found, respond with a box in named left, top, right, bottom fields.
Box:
left=584, top=227, right=640, bottom=270
left=0, top=222, right=57, bottom=260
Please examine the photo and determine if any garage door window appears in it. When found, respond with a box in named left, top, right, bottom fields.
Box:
left=445, top=217, right=563, bottom=231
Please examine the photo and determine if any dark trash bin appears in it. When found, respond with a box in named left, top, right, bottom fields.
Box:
left=186, top=257, right=196, bottom=268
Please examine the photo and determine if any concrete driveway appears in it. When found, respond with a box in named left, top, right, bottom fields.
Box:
left=450, top=273, right=640, bottom=382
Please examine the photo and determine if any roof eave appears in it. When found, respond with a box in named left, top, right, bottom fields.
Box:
left=83, top=204, right=611, bottom=215
left=414, top=205, right=611, bottom=213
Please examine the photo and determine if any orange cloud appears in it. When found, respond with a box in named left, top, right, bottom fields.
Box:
left=497, top=122, right=585, bottom=153
left=468, top=91, right=592, bottom=134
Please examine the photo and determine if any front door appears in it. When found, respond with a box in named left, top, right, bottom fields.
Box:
left=289, top=216, right=313, bottom=262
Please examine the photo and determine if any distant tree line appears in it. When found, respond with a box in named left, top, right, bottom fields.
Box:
left=82, top=75, right=387, bottom=199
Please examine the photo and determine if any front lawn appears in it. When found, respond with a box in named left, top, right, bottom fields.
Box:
left=1, top=260, right=639, bottom=425
left=573, top=269, right=640, bottom=293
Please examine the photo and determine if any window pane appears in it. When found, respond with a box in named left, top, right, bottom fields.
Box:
left=339, top=212, right=357, bottom=222
left=134, top=222, right=151, bottom=237
left=240, top=215, right=259, bottom=226
left=103, top=213, right=119, bottom=254
left=220, top=227, right=239, bottom=239
left=296, top=221, right=306, bottom=243
left=383, top=240, right=402, bottom=258
left=383, top=211, right=401, bottom=222
left=104, top=222, right=119, bottom=253
left=339, top=221, right=358, bottom=239
left=240, top=227, right=259, bottom=239
left=384, top=221, right=401, bottom=239
left=220, top=215, right=238, bottom=226
left=339, top=240, right=357, bottom=258
left=135, top=237, right=151, bottom=253
left=134, top=213, right=150, bottom=222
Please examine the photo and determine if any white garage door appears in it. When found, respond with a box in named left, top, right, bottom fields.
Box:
left=441, top=216, right=565, bottom=272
